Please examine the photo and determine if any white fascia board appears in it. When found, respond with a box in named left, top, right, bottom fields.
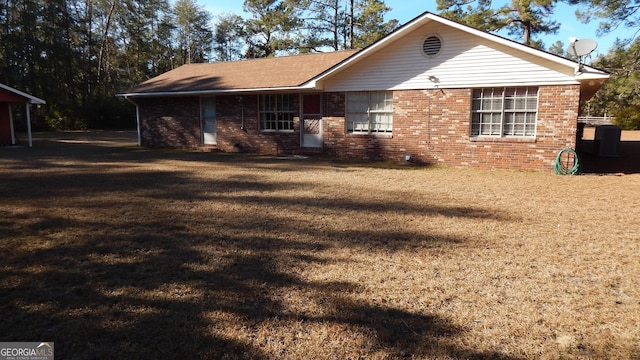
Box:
left=0, top=83, right=46, bottom=104
left=575, top=70, right=610, bottom=81
left=117, top=83, right=319, bottom=98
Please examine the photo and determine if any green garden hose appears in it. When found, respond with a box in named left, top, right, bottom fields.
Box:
left=554, top=148, right=580, bottom=175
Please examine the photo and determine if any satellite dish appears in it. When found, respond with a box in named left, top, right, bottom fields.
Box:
left=568, top=38, right=598, bottom=57
left=568, top=38, right=598, bottom=75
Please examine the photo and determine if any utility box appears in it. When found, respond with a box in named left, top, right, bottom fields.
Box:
left=594, top=125, right=621, bottom=157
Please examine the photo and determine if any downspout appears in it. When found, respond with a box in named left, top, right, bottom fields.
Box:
left=124, top=95, right=141, bottom=146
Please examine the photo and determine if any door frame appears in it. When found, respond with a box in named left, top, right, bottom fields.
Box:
left=200, top=97, right=217, bottom=145
left=301, top=94, right=323, bottom=148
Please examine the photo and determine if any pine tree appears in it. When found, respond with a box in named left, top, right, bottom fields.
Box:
left=437, top=0, right=560, bottom=48
left=174, top=0, right=213, bottom=64
left=242, top=0, right=302, bottom=57
left=350, top=0, right=398, bottom=48
left=213, top=13, right=245, bottom=61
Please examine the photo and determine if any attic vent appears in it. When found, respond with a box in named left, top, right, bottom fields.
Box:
left=422, top=35, right=442, bottom=57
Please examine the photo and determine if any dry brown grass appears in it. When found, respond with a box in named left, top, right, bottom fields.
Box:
left=1, top=131, right=639, bottom=359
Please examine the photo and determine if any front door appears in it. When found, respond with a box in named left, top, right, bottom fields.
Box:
left=301, top=94, right=322, bottom=148
left=201, top=97, right=216, bottom=145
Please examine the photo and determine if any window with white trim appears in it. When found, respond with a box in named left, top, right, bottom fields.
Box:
left=259, top=94, right=294, bottom=131
left=346, top=91, right=393, bottom=134
left=471, top=87, right=538, bottom=137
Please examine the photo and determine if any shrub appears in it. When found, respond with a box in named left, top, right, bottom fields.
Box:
left=612, top=106, right=640, bottom=130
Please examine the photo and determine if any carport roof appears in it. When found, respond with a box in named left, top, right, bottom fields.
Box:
left=0, top=83, right=46, bottom=104
left=119, top=50, right=359, bottom=97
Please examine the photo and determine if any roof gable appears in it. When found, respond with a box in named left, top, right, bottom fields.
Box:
left=320, top=20, right=586, bottom=91
left=315, top=12, right=608, bottom=92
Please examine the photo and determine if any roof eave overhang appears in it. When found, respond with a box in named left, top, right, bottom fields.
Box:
left=575, top=71, right=610, bottom=81
left=576, top=71, right=610, bottom=101
left=117, top=82, right=320, bottom=98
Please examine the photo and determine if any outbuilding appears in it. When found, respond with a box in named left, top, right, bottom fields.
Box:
left=118, top=11, right=609, bottom=171
left=0, top=83, right=46, bottom=147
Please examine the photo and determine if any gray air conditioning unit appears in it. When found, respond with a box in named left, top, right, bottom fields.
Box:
left=594, top=125, right=621, bottom=157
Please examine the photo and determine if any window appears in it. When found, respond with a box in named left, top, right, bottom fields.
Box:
left=346, top=91, right=393, bottom=134
left=259, top=94, right=294, bottom=131
left=471, top=87, right=538, bottom=137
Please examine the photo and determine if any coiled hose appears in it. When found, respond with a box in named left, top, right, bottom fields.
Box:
left=554, top=148, right=580, bottom=175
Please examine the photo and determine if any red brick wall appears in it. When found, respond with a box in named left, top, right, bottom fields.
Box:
left=137, top=95, right=301, bottom=154
left=215, top=95, right=300, bottom=155
left=323, top=85, right=580, bottom=171
left=138, top=97, right=201, bottom=148
left=137, top=85, right=580, bottom=171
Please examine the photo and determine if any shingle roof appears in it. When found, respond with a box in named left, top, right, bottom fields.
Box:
left=123, top=50, right=359, bottom=95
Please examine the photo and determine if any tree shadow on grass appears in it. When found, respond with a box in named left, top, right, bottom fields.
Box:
left=315, top=296, right=514, bottom=359
left=1, top=226, right=514, bottom=359
left=0, top=138, right=517, bottom=359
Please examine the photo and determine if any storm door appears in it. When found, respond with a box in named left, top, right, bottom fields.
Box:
left=301, top=94, right=322, bottom=148
left=201, top=97, right=216, bottom=145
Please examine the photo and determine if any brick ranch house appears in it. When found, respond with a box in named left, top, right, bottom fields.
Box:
left=118, top=11, right=609, bottom=171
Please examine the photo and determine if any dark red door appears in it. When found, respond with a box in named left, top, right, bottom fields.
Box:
left=0, top=103, right=12, bottom=145
left=302, top=94, right=322, bottom=148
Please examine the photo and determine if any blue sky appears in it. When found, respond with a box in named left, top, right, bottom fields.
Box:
left=200, top=1, right=633, bottom=56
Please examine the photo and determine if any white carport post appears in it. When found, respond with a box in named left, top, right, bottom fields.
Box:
left=8, top=104, right=16, bottom=145
left=25, top=102, right=33, bottom=147
left=124, top=96, right=141, bottom=146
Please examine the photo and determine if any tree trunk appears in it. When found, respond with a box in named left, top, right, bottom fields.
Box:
left=97, top=1, right=116, bottom=82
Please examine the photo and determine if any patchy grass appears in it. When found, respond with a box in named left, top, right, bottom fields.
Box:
left=1, top=131, right=639, bottom=359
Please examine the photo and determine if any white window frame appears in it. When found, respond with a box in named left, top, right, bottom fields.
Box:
left=259, top=94, right=295, bottom=132
left=471, top=87, right=538, bottom=138
left=346, top=91, right=393, bottom=134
